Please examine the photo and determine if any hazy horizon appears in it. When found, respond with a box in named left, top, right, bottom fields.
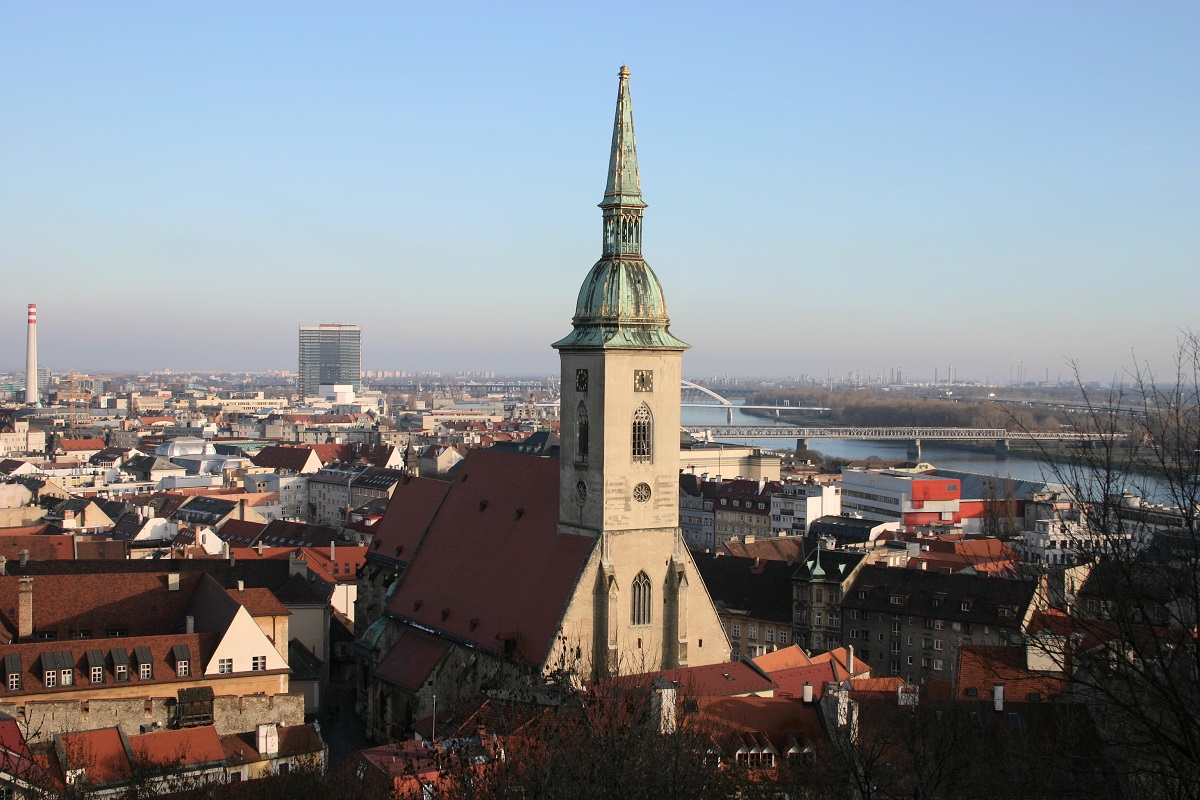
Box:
left=3, top=3, right=1196, bottom=384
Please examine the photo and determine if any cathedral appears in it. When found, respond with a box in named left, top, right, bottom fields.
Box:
left=355, top=67, right=729, bottom=741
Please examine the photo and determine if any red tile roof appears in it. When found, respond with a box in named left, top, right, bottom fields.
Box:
left=226, top=586, right=291, bottom=617
left=59, top=439, right=106, bottom=452
left=0, top=718, right=47, bottom=786
left=233, top=545, right=366, bottom=585
left=0, top=533, right=77, bottom=562
left=130, top=725, right=225, bottom=767
left=0, top=572, right=202, bottom=642
left=309, top=444, right=351, bottom=464
left=57, top=727, right=132, bottom=784
left=954, top=644, right=1068, bottom=702
left=3, top=632, right=216, bottom=694
left=374, top=628, right=451, bottom=691
left=219, top=724, right=323, bottom=765
left=618, top=660, right=776, bottom=698
left=215, top=519, right=266, bottom=545
left=250, top=446, right=320, bottom=472
left=366, top=476, right=451, bottom=564
left=697, top=695, right=826, bottom=746
left=383, top=450, right=596, bottom=667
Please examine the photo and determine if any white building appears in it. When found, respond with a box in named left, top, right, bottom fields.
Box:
left=770, top=481, right=841, bottom=536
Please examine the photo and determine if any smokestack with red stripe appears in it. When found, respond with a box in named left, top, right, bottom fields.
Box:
left=25, top=304, right=37, bottom=405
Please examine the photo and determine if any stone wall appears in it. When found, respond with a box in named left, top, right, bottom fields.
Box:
left=2, top=692, right=305, bottom=744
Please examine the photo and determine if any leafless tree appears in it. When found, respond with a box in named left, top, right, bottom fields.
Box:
left=1017, top=332, right=1200, bottom=799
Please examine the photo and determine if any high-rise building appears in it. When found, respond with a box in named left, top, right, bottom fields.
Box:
left=298, top=323, right=361, bottom=398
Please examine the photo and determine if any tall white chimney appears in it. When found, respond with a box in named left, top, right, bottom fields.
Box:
left=25, top=304, right=37, bottom=405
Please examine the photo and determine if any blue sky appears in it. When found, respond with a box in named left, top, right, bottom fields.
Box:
left=2, top=2, right=1196, bottom=382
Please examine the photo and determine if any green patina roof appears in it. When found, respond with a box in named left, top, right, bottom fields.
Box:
left=553, top=66, right=688, bottom=352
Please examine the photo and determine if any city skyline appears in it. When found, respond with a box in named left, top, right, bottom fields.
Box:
left=2, top=3, right=1196, bottom=382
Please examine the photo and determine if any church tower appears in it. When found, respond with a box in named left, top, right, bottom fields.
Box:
left=553, top=67, right=727, bottom=676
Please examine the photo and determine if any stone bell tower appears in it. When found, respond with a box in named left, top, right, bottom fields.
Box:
left=552, top=67, right=727, bottom=676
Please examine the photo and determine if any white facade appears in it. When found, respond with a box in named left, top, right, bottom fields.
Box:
left=770, top=482, right=841, bottom=536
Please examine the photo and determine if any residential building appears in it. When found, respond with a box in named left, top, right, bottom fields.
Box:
left=714, top=479, right=781, bottom=548
left=693, top=552, right=794, bottom=660
left=0, top=571, right=296, bottom=744
left=770, top=480, right=841, bottom=536
left=678, top=473, right=719, bottom=551
left=840, top=564, right=1040, bottom=684
left=792, top=547, right=867, bottom=653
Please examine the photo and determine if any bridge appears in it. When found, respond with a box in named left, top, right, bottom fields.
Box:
left=680, top=380, right=828, bottom=423
left=681, top=425, right=1120, bottom=458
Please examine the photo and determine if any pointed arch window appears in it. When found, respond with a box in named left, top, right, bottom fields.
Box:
left=576, top=402, right=589, bottom=464
left=631, top=571, right=652, bottom=626
left=632, top=404, right=653, bottom=463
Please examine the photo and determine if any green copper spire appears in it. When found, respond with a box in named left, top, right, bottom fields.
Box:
left=603, top=65, right=645, bottom=213
left=553, top=67, right=688, bottom=351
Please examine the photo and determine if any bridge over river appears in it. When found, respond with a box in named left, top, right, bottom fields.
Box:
left=681, top=425, right=1118, bottom=459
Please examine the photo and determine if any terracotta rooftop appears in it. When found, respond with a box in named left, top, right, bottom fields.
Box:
left=365, top=475, right=451, bottom=566
left=618, top=660, right=776, bottom=698
left=129, top=725, right=225, bottom=767
left=383, top=449, right=595, bottom=667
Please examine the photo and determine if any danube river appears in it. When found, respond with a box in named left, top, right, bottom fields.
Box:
left=681, top=403, right=1063, bottom=484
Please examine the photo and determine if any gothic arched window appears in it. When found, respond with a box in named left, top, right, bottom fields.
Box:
left=576, top=401, right=589, bottom=464
left=631, top=571, right=652, bottom=626
left=632, top=403, right=652, bottom=463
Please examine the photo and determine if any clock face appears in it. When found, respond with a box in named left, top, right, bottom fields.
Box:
left=634, top=369, right=653, bottom=392
left=575, top=480, right=588, bottom=507
left=576, top=369, right=589, bottom=393
left=633, top=482, right=652, bottom=503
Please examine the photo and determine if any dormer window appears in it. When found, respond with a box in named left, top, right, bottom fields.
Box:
left=890, top=595, right=905, bottom=605
left=3, top=655, right=21, bottom=692
left=42, top=652, right=72, bottom=689
left=173, top=645, right=192, bottom=678
left=134, top=646, right=154, bottom=680
left=961, top=601, right=973, bottom=612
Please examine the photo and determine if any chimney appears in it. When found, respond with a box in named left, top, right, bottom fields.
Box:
left=255, top=541, right=263, bottom=556
left=993, top=683, right=1005, bottom=712
left=19, top=549, right=29, bottom=567
left=18, top=578, right=33, bottom=639
left=185, top=615, right=194, bottom=634
left=256, top=723, right=279, bottom=757
left=168, top=573, right=180, bottom=592
left=25, top=304, right=37, bottom=405
left=847, top=645, right=855, bottom=675
left=0, top=555, right=6, bottom=576
left=237, top=580, right=245, bottom=592
left=802, top=682, right=813, bottom=704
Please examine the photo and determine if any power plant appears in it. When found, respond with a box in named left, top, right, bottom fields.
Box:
left=25, top=303, right=38, bottom=405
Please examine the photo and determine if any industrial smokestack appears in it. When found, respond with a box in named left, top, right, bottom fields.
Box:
left=25, top=304, right=37, bottom=405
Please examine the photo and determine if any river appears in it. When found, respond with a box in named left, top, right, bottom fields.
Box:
left=682, top=403, right=1069, bottom=485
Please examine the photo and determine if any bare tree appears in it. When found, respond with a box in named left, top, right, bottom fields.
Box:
left=1019, top=332, right=1200, bottom=799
